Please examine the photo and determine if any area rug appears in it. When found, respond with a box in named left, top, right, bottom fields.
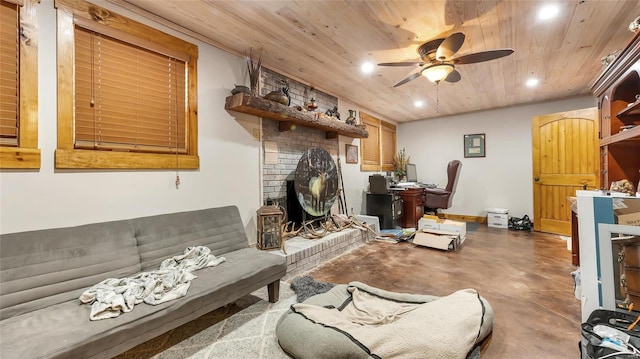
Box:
left=290, top=275, right=336, bottom=302
left=115, top=283, right=297, bottom=359
left=118, top=279, right=482, bottom=359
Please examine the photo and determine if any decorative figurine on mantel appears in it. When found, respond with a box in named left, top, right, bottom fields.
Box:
left=230, top=84, right=251, bottom=95
left=264, top=80, right=291, bottom=106
left=306, top=98, right=318, bottom=111
left=345, top=109, right=356, bottom=125
left=325, top=105, right=340, bottom=120
left=630, top=15, right=640, bottom=33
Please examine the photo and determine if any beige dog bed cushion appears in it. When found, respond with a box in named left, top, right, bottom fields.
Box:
left=276, top=281, right=494, bottom=359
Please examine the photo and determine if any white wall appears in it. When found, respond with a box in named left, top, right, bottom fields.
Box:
left=398, top=96, right=597, bottom=220
left=0, top=0, right=262, bottom=238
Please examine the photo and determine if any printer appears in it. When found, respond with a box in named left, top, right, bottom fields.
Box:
left=369, top=174, right=393, bottom=194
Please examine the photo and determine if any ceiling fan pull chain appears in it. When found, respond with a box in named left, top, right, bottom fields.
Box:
left=436, top=84, right=440, bottom=113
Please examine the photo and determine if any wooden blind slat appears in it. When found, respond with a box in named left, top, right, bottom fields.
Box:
left=0, top=1, right=18, bottom=146
left=73, top=16, right=190, bottom=62
left=380, top=122, right=396, bottom=170
left=361, top=117, right=380, bottom=165
left=74, top=26, right=187, bottom=152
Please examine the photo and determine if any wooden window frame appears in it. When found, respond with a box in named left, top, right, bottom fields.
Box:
left=54, top=0, right=199, bottom=169
left=0, top=0, right=40, bottom=169
left=359, top=112, right=396, bottom=172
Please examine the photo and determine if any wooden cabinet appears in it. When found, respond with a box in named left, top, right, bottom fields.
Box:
left=592, top=31, right=640, bottom=191
left=399, top=188, right=424, bottom=229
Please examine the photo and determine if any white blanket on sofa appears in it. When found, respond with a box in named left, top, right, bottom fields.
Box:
left=79, top=246, right=225, bottom=320
left=292, top=285, right=485, bottom=359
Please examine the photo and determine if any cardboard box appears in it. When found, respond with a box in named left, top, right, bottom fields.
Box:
left=418, top=217, right=441, bottom=231
left=615, top=198, right=640, bottom=226
left=439, top=219, right=467, bottom=239
left=413, top=229, right=462, bottom=251
left=418, top=218, right=467, bottom=239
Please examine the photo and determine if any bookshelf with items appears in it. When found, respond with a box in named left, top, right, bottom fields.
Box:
left=592, top=30, right=640, bottom=192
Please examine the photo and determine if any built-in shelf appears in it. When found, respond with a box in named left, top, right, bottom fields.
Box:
left=609, top=126, right=640, bottom=144
left=618, top=99, right=640, bottom=118
left=224, top=93, right=369, bottom=139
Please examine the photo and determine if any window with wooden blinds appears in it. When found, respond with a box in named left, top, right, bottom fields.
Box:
left=360, top=116, right=380, bottom=170
left=359, top=112, right=396, bottom=172
left=55, top=0, right=198, bottom=169
left=0, top=0, right=39, bottom=169
left=0, top=1, right=18, bottom=147
left=74, top=26, right=187, bottom=154
left=380, top=121, right=396, bottom=171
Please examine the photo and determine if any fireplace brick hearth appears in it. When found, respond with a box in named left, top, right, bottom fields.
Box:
left=272, top=228, right=375, bottom=281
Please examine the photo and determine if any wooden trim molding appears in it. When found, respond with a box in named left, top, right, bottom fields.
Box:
left=1, top=0, right=40, bottom=169
left=54, top=0, right=199, bottom=169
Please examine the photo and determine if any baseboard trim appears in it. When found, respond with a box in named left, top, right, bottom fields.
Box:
left=440, top=213, right=487, bottom=224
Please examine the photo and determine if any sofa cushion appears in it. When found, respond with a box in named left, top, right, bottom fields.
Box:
left=133, top=206, right=249, bottom=271
left=0, top=220, right=139, bottom=320
left=0, top=248, right=286, bottom=359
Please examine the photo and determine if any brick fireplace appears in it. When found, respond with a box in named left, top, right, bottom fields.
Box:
left=258, top=69, right=373, bottom=276
left=260, top=68, right=339, bottom=209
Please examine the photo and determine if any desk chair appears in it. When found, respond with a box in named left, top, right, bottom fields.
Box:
left=424, top=160, right=462, bottom=214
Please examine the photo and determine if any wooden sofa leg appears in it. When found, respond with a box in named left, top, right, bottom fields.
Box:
left=268, top=280, right=280, bottom=303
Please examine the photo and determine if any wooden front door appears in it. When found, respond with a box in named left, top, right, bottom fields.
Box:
left=532, top=108, right=599, bottom=235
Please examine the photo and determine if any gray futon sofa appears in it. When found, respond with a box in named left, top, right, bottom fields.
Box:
left=0, top=205, right=287, bottom=359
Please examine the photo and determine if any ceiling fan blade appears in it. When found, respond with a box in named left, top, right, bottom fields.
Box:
left=452, top=49, right=514, bottom=64
left=445, top=69, right=461, bottom=83
left=378, top=61, right=424, bottom=67
left=393, top=72, right=422, bottom=87
left=436, top=32, right=465, bottom=60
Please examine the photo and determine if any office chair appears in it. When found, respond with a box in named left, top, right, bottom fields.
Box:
left=424, top=160, right=462, bottom=214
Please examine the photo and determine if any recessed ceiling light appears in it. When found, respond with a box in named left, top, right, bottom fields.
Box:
left=414, top=100, right=424, bottom=108
left=526, top=78, right=539, bottom=87
left=361, top=62, right=375, bottom=74
left=538, top=4, right=559, bottom=20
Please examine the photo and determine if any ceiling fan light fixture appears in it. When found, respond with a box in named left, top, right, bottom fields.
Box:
left=422, top=64, right=454, bottom=83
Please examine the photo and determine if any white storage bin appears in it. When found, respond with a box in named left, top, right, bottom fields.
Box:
left=487, top=210, right=509, bottom=229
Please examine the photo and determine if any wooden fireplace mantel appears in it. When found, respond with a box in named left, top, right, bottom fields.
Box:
left=224, top=93, right=369, bottom=139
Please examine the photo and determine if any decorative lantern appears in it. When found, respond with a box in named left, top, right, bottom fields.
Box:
left=256, top=205, right=283, bottom=250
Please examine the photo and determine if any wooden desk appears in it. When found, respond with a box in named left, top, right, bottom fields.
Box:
left=399, top=188, right=424, bottom=229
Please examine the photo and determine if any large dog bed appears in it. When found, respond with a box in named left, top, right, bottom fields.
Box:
left=276, top=282, right=494, bottom=359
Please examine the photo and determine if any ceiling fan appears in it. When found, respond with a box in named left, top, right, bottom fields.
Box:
left=378, top=32, right=514, bottom=87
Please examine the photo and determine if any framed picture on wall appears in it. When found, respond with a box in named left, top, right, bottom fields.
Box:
left=345, top=144, right=358, bottom=164
left=464, top=133, right=486, bottom=158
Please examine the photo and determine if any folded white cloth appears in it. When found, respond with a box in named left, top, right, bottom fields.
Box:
left=79, top=246, right=225, bottom=320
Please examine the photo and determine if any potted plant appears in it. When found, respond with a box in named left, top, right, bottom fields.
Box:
left=393, top=148, right=410, bottom=180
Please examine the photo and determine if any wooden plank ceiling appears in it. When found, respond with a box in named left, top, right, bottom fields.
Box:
left=110, top=0, right=640, bottom=123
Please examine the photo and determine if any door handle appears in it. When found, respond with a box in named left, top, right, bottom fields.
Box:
left=534, top=177, right=540, bottom=182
